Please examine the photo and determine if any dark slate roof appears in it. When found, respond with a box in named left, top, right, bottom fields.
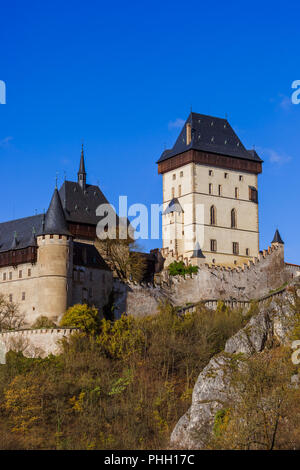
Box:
left=157, top=112, right=263, bottom=164
left=41, top=188, right=71, bottom=236
left=73, top=242, right=110, bottom=270
left=163, top=198, right=184, bottom=215
left=59, top=181, right=114, bottom=225
left=272, top=229, right=284, bottom=244
left=0, top=214, right=43, bottom=253
left=191, top=242, right=205, bottom=259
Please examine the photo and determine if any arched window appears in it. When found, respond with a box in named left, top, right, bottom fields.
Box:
left=231, top=208, right=237, bottom=228
left=210, top=205, right=216, bottom=225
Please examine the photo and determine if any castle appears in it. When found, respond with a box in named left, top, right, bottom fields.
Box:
left=0, top=148, right=113, bottom=326
left=158, top=112, right=262, bottom=267
left=0, top=112, right=299, bottom=331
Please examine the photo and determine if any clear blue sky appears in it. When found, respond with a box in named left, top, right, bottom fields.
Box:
left=0, top=0, right=299, bottom=263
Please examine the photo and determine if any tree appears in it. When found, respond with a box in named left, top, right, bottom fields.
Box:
left=0, top=294, right=24, bottom=331
left=60, top=304, right=100, bottom=335
left=95, top=228, right=146, bottom=282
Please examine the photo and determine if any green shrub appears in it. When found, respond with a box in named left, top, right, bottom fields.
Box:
left=168, top=261, right=198, bottom=277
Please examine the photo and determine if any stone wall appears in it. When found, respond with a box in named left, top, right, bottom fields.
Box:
left=165, top=244, right=296, bottom=305
left=113, top=279, right=169, bottom=318
left=0, top=327, right=77, bottom=364
left=112, top=244, right=300, bottom=317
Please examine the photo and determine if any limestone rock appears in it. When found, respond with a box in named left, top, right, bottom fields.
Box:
left=170, top=354, right=235, bottom=449
left=170, top=288, right=298, bottom=449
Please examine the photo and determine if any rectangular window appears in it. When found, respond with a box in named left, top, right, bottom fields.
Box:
left=89, top=271, right=93, bottom=281
left=218, top=185, right=222, bottom=196
left=224, top=172, right=228, bottom=179
left=246, top=248, right=250, bottom=256
left=178, top=185, right=182, bottom=197
left=171, top=187, right=175, bottom=198
left=239, top=175, right=243, bottom=181
left=210, top=239, right=217, bottom=252
left=172, top=174, right=176, bottom=180
left=9, top=272, right=12, bottom=280
left=209, top=183, right=212, bottom=195
left=28, top=268, right=31, bottom=277
left=209, top=170, right=213, bottom=176
left=249, top=186, right=258, bottom=203
left=19, top=270, right=22, bottom=279
left=3, top=273, right=6, bottom=281
left=235, top=187, right=239, bottom=198
left=22, top=292, right=25, bottom=301
left=233, top=242, right=239, bottom=255
left=180, top=171, right=183, bottom=177
left=9, top=294, right=12, bottom=302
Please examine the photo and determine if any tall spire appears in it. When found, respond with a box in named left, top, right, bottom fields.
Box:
left=78, top=144, right=86, bottom=189
left=41, top=188, right=71, bottom=236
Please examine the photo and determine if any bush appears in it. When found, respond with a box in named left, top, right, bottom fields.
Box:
left=60, top=304, right=100, bottom=334
left=168, top=261, right=198, bottom=277
left=32, top=316, right=56, bottom=329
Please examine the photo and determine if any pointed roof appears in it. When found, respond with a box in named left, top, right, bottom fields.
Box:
left=157, top=112, right=263, bottom=164
left=28, top=226, right=37, bottom=246
left=191, top=242, right=205, bottom=259
left=163, top=198, right=184, bottom=215
left=78, top=144, right=86, bottom=175
left=42, top=188, right=71, bottom=236
left=272, top=229, right=284, bottom=245
left=11, top=231, right=18, bottom=250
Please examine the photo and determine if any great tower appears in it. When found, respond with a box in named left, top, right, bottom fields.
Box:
left=157, top=113, right=263, bottom=267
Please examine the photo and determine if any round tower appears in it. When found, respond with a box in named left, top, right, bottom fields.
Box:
left=37, top=188, right=73, bottom=323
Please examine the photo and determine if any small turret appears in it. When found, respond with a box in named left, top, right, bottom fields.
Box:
left=77, top=144, right=87, bottom=190
left=191, top=242, right=205, bottom=259
left=271, top=229, right=284, bottom=245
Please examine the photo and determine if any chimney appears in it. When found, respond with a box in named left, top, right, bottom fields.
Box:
left=186, top=123, right=192, bottom=145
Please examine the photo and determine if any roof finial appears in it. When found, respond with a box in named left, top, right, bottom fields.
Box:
left=78, top=143, right=87, bottom=189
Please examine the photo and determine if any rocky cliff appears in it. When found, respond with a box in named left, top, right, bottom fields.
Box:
left=170, top=279, right=300, bottom=449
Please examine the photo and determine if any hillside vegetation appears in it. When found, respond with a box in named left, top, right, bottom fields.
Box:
left=0, top=302, right=248, bottom=450
left=0, top=292, right=299, bottom=451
